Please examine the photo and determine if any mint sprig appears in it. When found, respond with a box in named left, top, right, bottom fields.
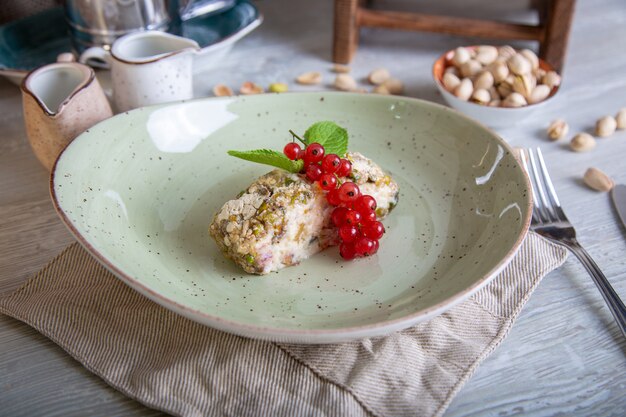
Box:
left=227, top=121, right=348, bottom=173
left=303, top=121, right=348, bottom=156
left=227, top=149, right=304, bottom=173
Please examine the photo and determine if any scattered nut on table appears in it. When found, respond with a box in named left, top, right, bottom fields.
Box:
left=372, top=85, right=391, bottom=95
left=570, top=132, right=596, bottom=152
left=382, top=78, right=404, bottom=95
left=441, top=45, right=560, bottom=108
left=583, top=167, right=614, bottom=192
left=268, top=83, right=288, bottom=93
left=239, top=82, right=264, bottom=95
left=334, top=73, right=357, bottom=91
left=547, top=119, right=569, bottom=140
left=213, top=84, right=234, bottom=97
left=595, top=115, right=617, bottom=137
left=332, top=64, right=351, bottom=73
left=368, top=68, right=390, bottom=85
left=296, top=71, right=322, bottom=85
left=616, top=108, right=626, bottom=129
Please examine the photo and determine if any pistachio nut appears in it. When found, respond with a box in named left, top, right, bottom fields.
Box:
left=334, top=73, right=357, bottom=91
left=533, top=68, right=547, bottom=81
left=332, top=64, right=351, bottom=73
left=595, top=116, right=617, bottom=137
left=239, top=81, right=264, bottom=95
left=453, top=78, right=473, bottom=101
left=488, top=99, right=501, bottom=107
left=442, top=72, right=461, bottom=92
left=489, top=61, right=509, bottom=83
left=488, top=86, right=500, bottom=100
left=570, top=133, right=596, bottom=152
left=583, top=167, right=614, bottom=192
left=497, top=45, right=517, bottom=60
left=296, top=71, right=322, bottom=85
left=542, top=71, right=561, bottom=89
left=528, top=84, right=551, bottom=104
left=460, top=59, right=481, bottom=78
left=520, top=49, right=539, bottom=70
left=382, top=78, right=404, bottom=94
left=213, top=84, right=234, bottom=97
left=547, top=119, right=569, bottom=141
left=373, top=84, right=391, bottom=95
left=502, top=92, right=527, bottom=108
left=368, top=68, right=391, bottom=85
left=475, top=45, right=499, bottom=65
left=452, top=47, right=471, bottom=66
left=471, top=88, right=491, bottom=104
left=616, top=108, right=626, bottom=129
left=512, top=73, right=536, bottom=99
left=497, top=81, right=513, bottom=98
left=444, top=66, right=460, bottom=77
left=269, top=82, right=288, bottom=93
left=474, top=71, right=494, bottom=90
left=508, top=53, right=532, bottom=75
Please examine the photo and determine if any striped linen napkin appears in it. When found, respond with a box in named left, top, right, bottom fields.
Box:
left=0, top=232, right=566, bottom=417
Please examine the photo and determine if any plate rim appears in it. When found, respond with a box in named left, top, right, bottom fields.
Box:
left=49, top=92, right=532, bottom=343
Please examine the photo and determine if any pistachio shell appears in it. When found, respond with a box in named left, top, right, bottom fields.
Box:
left=373, top=84, right=391, bottom=95
left=452, top=47, right=471, bottom=66
left=595, top=116, right=617, bottom=137
left=460, top=59, right=481, bottom=78
left=497, top=81, right=513, bottom=98
left=296, top=71, right=322, bottom=85
left=239, top=81, right=264, bottom=95
left=583, top=167, right=614, bottom=192
left=212, top=84, right=234, bottom=97
left=502, top=92, right=527, bottom=108
left=542, top=71, right=561, bottom=89
left=474, top=71, right=494, bottom=90
left=382, top=78, right=404, bottom=94
left=489, top=61, right=509, bottom=83
left=508, top=53, right=532, bottom=75
left=528, top=84, right=551, bottom=104
left=520, top=49, right=539, bottom=70
left=368, top=68, right=391, bottom=85
left=547, top=119, right=569, bottom=140
left=488, top=99, right=501, bottom=107
left=512, top=74, right=536, bottom=99
left=570, top=133, right=596, bottom=152
left=334, top=74, right=357, bottom=91
left=475, top=45, right=498, bottom=65
left=453, top=78, right=473, bottom=101
left=471, top=88, right=490, bottom=104
left=498, top=45, right=517, bottom=60
left=332, top=64, right=351, bottom=73
left=442, top=72, right=461, bottom=92
left=616, top=108, right=626, bottom=129
left=444, top=66, right=460, bottom=76
left=488, top=86, right=500, bottom=101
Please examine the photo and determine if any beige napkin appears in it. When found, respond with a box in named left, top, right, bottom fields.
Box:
left=0, top=232, right=566, bottom=417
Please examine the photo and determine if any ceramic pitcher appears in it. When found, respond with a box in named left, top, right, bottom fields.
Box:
left=80, top=31, right=200, bottom=112
left=21, top=55, right=113, bottom=171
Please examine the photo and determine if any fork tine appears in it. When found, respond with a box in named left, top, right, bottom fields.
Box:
left=536, top=148, right=568, bottom=221
left=518, top=149, right=542, bottom=224
left=527, top=148, right=557, bottom=222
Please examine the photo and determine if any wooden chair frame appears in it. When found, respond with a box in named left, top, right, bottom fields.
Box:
left=333, top=0, right=575, bottom=72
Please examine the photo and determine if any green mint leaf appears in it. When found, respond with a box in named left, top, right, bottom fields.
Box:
left=303, top=121, right=348, bottom=156
left=227, top=149, right=304, bottom=173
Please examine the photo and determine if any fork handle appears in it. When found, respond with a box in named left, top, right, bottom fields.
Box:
left=566, top=239, right=626, bottom=338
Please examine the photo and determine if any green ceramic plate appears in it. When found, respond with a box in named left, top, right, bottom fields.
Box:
left=51, top=93, right=531, bottom=343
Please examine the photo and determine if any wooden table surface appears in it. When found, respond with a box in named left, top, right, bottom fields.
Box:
left=1, top=0, right=625, bottom=415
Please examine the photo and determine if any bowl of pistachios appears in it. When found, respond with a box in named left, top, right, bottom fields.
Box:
left=433, top=45, right=561, bottom=128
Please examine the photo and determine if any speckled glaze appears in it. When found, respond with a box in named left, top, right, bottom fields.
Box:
left=51, top=93, right=531, bottom=343
left=21, top=61, right=113, bottom=171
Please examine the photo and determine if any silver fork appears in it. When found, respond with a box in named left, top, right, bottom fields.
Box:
left=520, top=147, right=626, bottom=338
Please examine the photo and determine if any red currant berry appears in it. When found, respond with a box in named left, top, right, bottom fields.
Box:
left=305, top=164, right=323, bottom=181
left=362, top=221, right=385, bottom=239
left=344, top=209, right=362, bottom=225
left=304, top=142, right=325, bottom=164
left=326, top=188, right=341, bottom=206
left=319, top=173, right=338, bottom=190
left=355, top=237, right=376, bottom=256
left=321, top=154, right=341, bottom=173
left=354, top=195, right=377, bottom=213
left=371, top=239, right=380, bottom=254
left=331, top=207, right=349, bottom=227
left=283, top=142, right=301, bottom=160
left=360, top=209, right=377, bottom=223
left=339, top=242, right=357, bottom=260
left=339, top=225, right=359, bottom=243
left=338, top=182, right=361, bottom=203
left=336, top=159, right=352, bottom=177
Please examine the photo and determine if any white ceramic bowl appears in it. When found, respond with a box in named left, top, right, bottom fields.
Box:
left=432, top=47, right=560, bottom=129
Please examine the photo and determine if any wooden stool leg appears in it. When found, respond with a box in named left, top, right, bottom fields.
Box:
left=540, top=0, right=576, bottom=72
left=333, top=0, right=359, bottom=64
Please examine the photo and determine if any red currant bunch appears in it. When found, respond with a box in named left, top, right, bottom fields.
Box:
left=283, top=138, right=385, bottom=260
